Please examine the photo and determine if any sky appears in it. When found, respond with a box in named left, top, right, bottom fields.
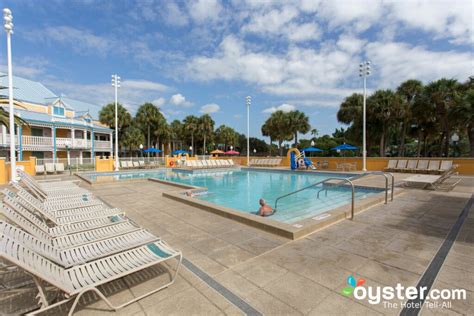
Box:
left=0, top=0, right=472, bottom=139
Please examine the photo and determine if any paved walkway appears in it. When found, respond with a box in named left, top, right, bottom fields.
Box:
left=0, top=174, right=472, bottom=315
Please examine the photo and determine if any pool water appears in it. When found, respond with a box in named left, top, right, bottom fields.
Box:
left=83, top=169, right=382, bottom=224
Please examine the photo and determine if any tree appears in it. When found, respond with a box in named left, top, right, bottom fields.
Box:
left=0, top=107, right=28, bottom=128
left=419, top=79, right=461, bottom=156
left=169, top=120, right=184, bottom=151
left=120, top=126, right=145, bottom=156
left=198, top=114, right=215, bottom=155
left=367, top=90, right=400, bottom=157
left=311, top=128, right=318, bottom=140
left=153, top=116, right=168, bottom=153
left=452, top=79, right=474, bottom=156
left=286, top=110, right=310, bottom=146
left=261, top=118, right=275, bottom=155
left=396, top=80, right=423, bottom=156
left=215, top=125, right=238, bottom=150
left=135, top=103, right=163, bottom=152
left=183, top=115, right=199, bottom=153
left=99, top=103, right=132, bottom=151
left=268, top=111, right=292, bottom=156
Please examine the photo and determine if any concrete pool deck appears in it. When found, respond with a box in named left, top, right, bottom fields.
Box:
left=0, top=172, right=472, bottom=315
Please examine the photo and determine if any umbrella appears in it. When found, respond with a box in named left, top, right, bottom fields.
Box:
left=331, top=144, right=358, bottom=151
left=224, top=150, right=240, bottom=155
left=302, top=147, right=324, bottom=152
left=210, top=149, right=225, bottom=154
left=143, top=148, right=162, bottom=153
left=172, top=149, right=188, bottom=155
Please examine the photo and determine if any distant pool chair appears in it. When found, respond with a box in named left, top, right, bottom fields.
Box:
left=394, top=160, right=407, bottom=172
left=415, top=160, right=429, bottom=173
left=427, top=160, right=441, bottom=174
left=384, top=159, right=397, bottom=171
left=45, top=163, right=55, bottom=174
left=35, top=165, right=45, bottom=175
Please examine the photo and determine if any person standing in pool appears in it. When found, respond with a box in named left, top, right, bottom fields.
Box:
left=258, top=198, right=274, bottom=216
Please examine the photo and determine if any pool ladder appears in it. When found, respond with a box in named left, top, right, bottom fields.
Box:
left=274, top=172, right=394, bottom=220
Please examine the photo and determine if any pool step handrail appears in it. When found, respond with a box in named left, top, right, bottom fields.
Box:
left=274, top=177, right=356, bottom=219
left=317, top=171, right=394, bottom=204
left=274, top=171, right=394, bottom=220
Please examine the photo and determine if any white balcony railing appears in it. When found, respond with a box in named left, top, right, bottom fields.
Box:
left=0, top=134, right=111, bottom=150
left=95, top=140, right=112, bottom=149
left=22, top=135, right=53, bottom=147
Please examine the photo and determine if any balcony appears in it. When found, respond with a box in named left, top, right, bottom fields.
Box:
left=0, top=134, right=111, bottom=151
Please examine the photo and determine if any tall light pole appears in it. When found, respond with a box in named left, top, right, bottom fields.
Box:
left=4, top=8, right=16, bottom=182
left=246, top=96, right=251, bottom=166
left=111, top=74, right=120, bottom=171
left=359, top=61, right=371, bottom=171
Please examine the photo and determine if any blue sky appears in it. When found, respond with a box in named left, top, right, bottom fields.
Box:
left=0, top=0, right=472, bottom=139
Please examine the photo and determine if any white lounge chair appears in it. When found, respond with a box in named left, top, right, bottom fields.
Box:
left=35, top=165, right=45, bottom=175
left=228, top=160, right=235, bottom=167
left=4, top=192, right=123, bottom=226
left=394, top=160, right=408, bottom=172
left=0, top=233, right=182, bottom=316
left=406, top=160, right=418, bottom=172
left=438, top=160, right=456, bottom=174
left=45, top=163, right=55, bottom=174
left=11, top=183, right=103, bottom=212
left=132, top=161, right=140, bottom=168
left=55, top=163, right=65, bottom=173
left=427, top=160, right=441, bottom=174
left=1, top=221, right=158, bottom=268
left=384, top=160, right=397, bottom=171
left=415, top=160, right=429, bottom=172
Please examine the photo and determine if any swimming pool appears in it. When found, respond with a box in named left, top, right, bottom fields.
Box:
left=82, top=169, right=382, bottom=224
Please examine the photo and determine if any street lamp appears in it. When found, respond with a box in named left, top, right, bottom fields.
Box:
left=359, top=61, right=371, bottom=171
left=4, top=8, right=16, bottom=182
left=246, top=96, right=251, bottom=166
left=311, top=140, right=315, bottom=147
left=451, top=133, right=459, bottom=157
left=139, top=143, right=143, bottom=158
left=64, top=140, right=71, bottom=175
left=253, top=148, right=256, bottom=154
left=111, top=74, right=120, bottom=171
left=189, top=146, right=193, bottom=156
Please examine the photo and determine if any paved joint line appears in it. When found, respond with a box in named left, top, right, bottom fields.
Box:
left=182, top=258, right=262, bottom=316
left=400, top=193, right=473, bottom=316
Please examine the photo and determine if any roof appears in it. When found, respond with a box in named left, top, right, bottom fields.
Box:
left=0, top=72, right=57, bottom=105
left=14, top=108, right=112, bottom=132
left=61, top=97, right=102, bottom=114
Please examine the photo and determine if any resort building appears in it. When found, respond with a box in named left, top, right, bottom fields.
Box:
left=0, top=73, right=113, bottom=163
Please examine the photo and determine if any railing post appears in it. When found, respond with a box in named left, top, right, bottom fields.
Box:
left=350, top=180, right=355, bottom=220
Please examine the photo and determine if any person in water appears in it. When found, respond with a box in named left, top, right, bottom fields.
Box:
left=258, top=198, right=274, bottom=216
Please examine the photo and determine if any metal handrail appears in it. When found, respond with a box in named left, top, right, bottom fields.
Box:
left=273, top=171, right=395, bottom=221
left=274, top=177, right=356, bottom=219
left=317, top=171, right=394, bottom=204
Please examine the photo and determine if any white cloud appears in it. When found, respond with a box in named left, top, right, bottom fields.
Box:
left=337, top=34, right=366, bottom=54
left=200, top=103, right=220, bottom=114
left=162, top=2, right=189, bottom=26
left=387, top=0, right=472, bottom=45
left=188, top=0, right=222, bottom=23
left=242, top=6, right=320, bottom=42
left=24, top=26, right=115, bottom=57
left=122, top=79, right=168, bottom=92
left=366, top=41, right=472, bottom=88
left=152, top=97, right=166, bottom=107
left=262, top=103, right=296, bottom=113
left=169, top=93, right=193, bottom=107
left=233, top=114, right=242, bottom=119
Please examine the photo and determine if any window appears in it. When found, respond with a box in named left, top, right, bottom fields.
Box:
left=53, top=106, right=65, bottom=116
left=31, top=128, right=43, bottom=137
left=84, top=117, right=92, bottom=123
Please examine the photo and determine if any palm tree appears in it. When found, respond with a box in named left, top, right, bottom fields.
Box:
left=420, top=79, right=461, bottom=156
left=198, top=114, right=215, bottom=155
left=99, top=103, right=132, bottom=152
left=169, top=120, right=184, bottom=151
left=269, top=111, right=292, bottom=156
left=121, top=126, right=145, bottom=156
left=153, top=116, right=168, bottom=154
left=135, top=103, right=163, bottom=152
left=452, top=79, right=474, bottom=156
left=183, top=115, right=199, bottom=153
left=0, top=107, right=28, bottom=128
left=367, top=90, right=399, bottom=157
left=215, top=125, right=237, bottom=151
left=261, top=119, right=274, bottom=155
left=311, top=128, right=318, bottom=140
left=286, top=110, right=310, bottom=147
left=396, top=80, right=423, bottom=156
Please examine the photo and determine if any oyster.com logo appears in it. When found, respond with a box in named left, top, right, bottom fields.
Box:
left=342, top=275, right=365, bottom=296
